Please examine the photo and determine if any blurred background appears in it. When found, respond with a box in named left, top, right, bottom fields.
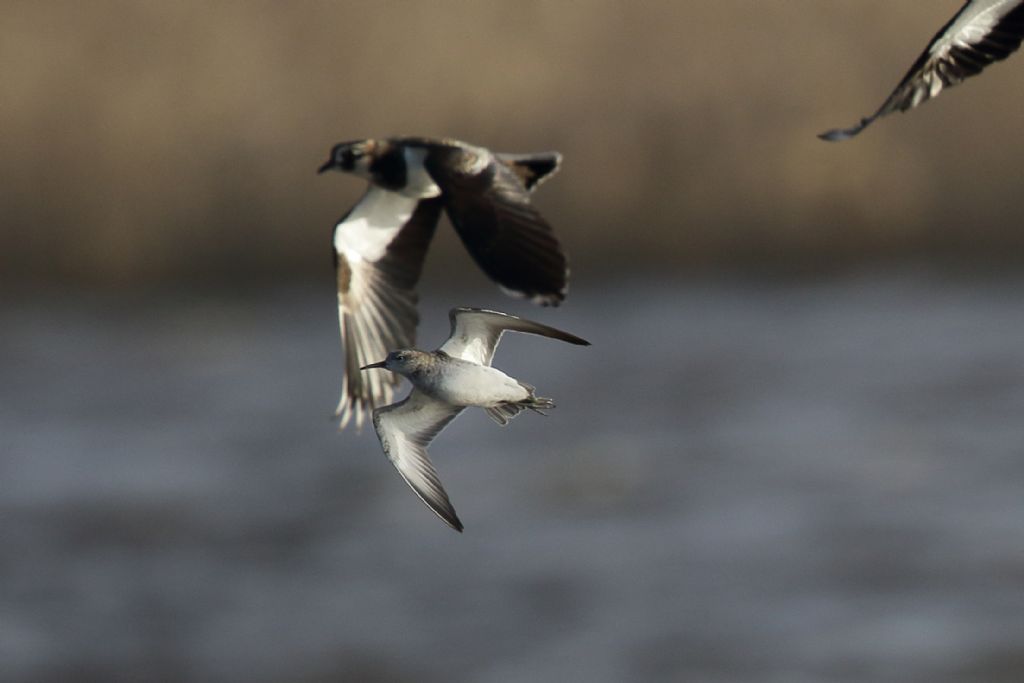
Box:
left=4, top=1, right=1024, bottom=681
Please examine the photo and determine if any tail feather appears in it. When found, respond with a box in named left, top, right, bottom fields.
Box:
left=485, top=403, right=522, bottom=426
left=485, top=395, right=556, bottom=426
left=497, top=152, right=562, bottom=191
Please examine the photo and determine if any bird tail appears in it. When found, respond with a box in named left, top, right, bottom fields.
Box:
left=484, top=387, right=556, bottom=426
left=497, top=152, right=562, bottom=192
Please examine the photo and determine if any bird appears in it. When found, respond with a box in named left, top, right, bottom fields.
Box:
left=360, top=307, right=590, bottom=532
left=318, top=136, right=569, bottom=431
left=819, top=0, right=1024, bottom=141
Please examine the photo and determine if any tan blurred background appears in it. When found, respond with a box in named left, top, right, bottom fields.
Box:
left=5, top=0, right=1024, bottom=289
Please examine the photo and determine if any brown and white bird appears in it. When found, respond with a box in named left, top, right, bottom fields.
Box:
left=318, top=137, right=569, bottom=430
left=361, top=307, right=590, bottom=532
left=820, top=0, right=1024, bottom=141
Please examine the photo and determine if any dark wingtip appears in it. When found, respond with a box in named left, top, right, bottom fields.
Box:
left=433, top=498, right=464, bottom=532
left=818, top=128, right=856, bottom=142
left=425, top=498, right=464, bottom=532
left=552, top=330, right=590, bottom=347
left=818, top=116, right=873, bottom=142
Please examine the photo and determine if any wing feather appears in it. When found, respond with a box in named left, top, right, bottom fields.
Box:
left=372, top=391, right=465, bottom=531
left=334, top=189, right=443, bottom=430
left=820, top=0, right=1024, bottom=141
left=439, top=307, right=590, bottom=366
left=424, top=147, right=569, bottom=306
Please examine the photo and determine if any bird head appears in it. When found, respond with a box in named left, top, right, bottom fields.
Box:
left=318, top=140, right=375, bottom=178
left=360, top=349, right=425, bottom=376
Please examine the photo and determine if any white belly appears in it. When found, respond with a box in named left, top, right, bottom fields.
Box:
left=428, top=362, right=528, bottom=407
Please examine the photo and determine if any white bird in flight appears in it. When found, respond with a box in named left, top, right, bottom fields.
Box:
left=360, top=307, right=590, bottom=532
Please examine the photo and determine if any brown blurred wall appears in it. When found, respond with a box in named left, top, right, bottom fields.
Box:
left=4, top=0, right=1023, bottom=287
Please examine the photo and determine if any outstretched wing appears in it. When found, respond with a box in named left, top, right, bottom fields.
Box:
left=424, top=146, right=569, bottom=306
left=820, top=0, right=1024, bottom=141
left=372, top=390, right=465, bottom=532
left=334, top=187, right=443, bottom=430
left=439, top=307, right=590, bottom=367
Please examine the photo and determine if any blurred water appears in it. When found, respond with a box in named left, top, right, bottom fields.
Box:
left=3, top=272, right=1024, bottom=683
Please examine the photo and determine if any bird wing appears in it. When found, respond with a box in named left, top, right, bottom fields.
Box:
left=423, top=146, right=569, bottom=306
left=334, top=186, right=443, bottom=430
left=372, top=390, right=465, bottom=532
left=439, top=307, right=590, bottom=367
left=820, top=0, right=1024, bottom=141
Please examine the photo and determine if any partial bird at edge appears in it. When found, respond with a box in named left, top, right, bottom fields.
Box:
left=819, top=0, right=1024, bottom=141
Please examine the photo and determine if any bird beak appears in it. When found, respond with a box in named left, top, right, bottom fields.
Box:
left=360, top=360, right=388, bottom=370
left=317, top=158, right=335, bottom=174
